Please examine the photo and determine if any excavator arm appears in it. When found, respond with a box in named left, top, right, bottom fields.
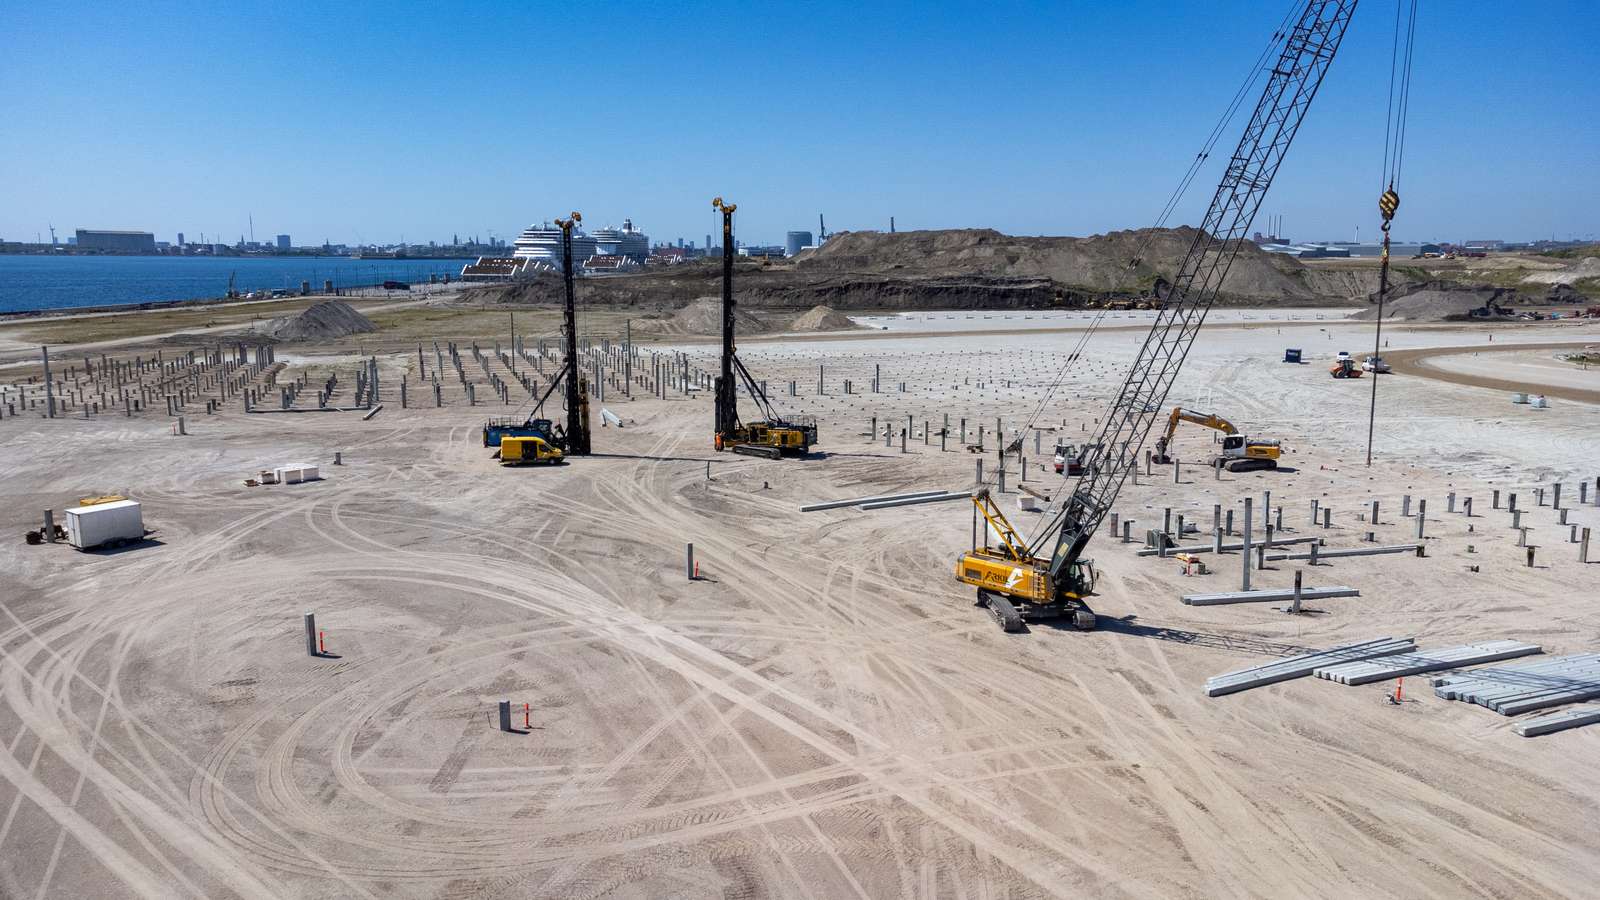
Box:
left=1038, top=0, right=1356, bottom=590
left=1151, top=408, right=1240, bottom=463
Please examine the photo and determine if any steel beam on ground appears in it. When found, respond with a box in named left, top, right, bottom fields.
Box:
left=1183, top=586, right=1358, bottom=606
left=800, top=490, right=951, bottom=513
left=858, top=491, right=973, bottom=511
left=1266, top=543, right=1422, bottom=562
left=1136, top=536, right=1315, bottom=557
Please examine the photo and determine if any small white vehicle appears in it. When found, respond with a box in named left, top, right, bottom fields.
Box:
left=1362, top=355, right=1391, bottom=374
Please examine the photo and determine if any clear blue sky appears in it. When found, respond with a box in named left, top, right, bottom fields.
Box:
left=4, top=1, right=1595, bottom=248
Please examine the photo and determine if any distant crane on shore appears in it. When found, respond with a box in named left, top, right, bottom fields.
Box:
left=48, top=224, right=56, bottom=246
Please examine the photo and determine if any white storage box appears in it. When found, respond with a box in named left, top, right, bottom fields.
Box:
left=65, top=500, right=144, bottom=550
left=273, top=464, right=320, bottom=484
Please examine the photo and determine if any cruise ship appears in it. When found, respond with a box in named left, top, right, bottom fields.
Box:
left=512, top=223, right=598, bottom=269
left=590, top=218, right=650, bottom=264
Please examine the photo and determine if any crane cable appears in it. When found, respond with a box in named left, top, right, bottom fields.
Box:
left=1366, top=0, right=1418, bottom=467
left=985, top=0, right=1304, bottom=511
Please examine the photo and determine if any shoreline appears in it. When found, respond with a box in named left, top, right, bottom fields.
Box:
left=0, top=281, right=463, bottom=323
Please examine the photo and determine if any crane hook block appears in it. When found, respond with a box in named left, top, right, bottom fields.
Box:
left=1378, top=188, right=1399, bottom=222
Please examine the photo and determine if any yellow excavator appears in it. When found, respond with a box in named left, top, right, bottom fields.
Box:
left=1151, top=407, right=1280, bottom=472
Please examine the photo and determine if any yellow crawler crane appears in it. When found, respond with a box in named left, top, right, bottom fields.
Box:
left=952, top=0, right=1355, bottom=634
left=954, top=490, right=1097, bottom=633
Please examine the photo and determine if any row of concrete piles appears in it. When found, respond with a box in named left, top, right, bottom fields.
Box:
left=2, top=343, right=280, bottom=421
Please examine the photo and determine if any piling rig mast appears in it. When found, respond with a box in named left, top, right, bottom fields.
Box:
left=956, top=0, right=1357, bottom=632
left=556, top=212, right=591, bottom=456
left=486, top=212, right=592, bottom=455
left=711, top=197, right=817, bottom=459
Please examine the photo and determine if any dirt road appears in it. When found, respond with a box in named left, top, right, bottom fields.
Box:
left=1384, top=340, right=1600, bottom=405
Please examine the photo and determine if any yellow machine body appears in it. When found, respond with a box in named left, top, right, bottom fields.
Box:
left=953, top=492, right=1097, bottom=632
left=500, top=436, right=563, bottom=466
left=740, top=423, right=809, bottom=450
left=954, top=548, right=1052, bottom=602
left=715, top=421, right=815, bottom=458
left=1223, top=436, right=1282, bottom=462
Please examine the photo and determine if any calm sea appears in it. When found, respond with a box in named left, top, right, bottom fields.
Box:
left=0, top=255, right=469, bottom=314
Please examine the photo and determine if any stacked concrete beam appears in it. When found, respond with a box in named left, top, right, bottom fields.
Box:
left=1204, top=637, right=1415, bottom=697
left=859, top=491, right=972, bottom=511
left=1313, top=640, right=1542, bottom=685
left=1182, top=586, right=1358, bottom=606
left=800, top=490, right=952, bottom=513
left=1432, top=654, right=1600, bottom=715
left=1513, top=705, right=1600, bottom=737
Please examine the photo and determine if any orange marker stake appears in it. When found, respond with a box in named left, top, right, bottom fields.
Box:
left=319, top=631, right=326, bottom=654
left=524, top=703, right=530, bottom=730
left=693, top=561, right=700, bottom=578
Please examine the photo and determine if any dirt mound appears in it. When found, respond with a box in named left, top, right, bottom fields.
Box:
left=794, top=227, right=1318, bottom=303
left=1349, top=282, right=1520, bottom=322
left=787, top=305, right=859, bottom=332
left=457, top=274, right=562, bottom=305
left=263, top=300, right=376, bottom=342
left=637, top=297, right=767, bottom=336
left=1521, top=257, right=1600, bottom=286
left=1299, top=265, right=1427, bottom=303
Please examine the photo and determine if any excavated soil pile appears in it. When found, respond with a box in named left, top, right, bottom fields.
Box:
left=263, top=300, right=377, bottom=342
left=457, top=227, right=1365, bottom=312
left=637, top=297, right=767, bottom=335
left=457, top=275, right=562, bottom=305
left=792, top=227, right=1320, bottom=304
left=1350, top=282, right=1521, bottom=322
left=1521, top=257, right=1600, bottom=286
left=787, top=305, right=859, bottom=332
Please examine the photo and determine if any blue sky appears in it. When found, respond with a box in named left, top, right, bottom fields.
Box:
left=4, top=1, right=1595, bottom=248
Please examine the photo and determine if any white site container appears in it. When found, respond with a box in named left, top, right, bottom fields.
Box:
left=273, top=464, right=320, bottom=484
left=64, top=499, right=144, bottom=550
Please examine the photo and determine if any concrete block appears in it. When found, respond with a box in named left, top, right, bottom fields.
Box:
left=1514, top=705, right=1600, bottom=737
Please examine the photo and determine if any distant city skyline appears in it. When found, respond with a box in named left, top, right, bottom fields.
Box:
left=3, top=2, right=1595, bottom=248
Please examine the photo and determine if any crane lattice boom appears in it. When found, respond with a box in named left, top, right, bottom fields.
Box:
left=1044, top=0, right=1357, bottom=581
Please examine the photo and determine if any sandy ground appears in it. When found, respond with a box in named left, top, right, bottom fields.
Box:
left=1, top=310, right=1598, bottom=899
